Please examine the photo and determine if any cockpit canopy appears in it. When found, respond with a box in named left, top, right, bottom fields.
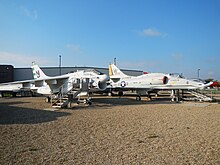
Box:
left=169, top=73, right=184, bottom=78
left=67, top=69, right=104, bottom=75
left=190, top=78, right=205, bottom=83
left=83, top=69, right=103, bottom=75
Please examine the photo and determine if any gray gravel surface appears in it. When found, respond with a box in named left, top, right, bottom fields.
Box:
left=0, top=96, right=220, bottom=164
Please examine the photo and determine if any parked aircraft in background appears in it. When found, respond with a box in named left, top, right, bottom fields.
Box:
left=108, top=64, right=213, bottom=101
left=155, top=73, right=213, bottom=90
left=0, top=63, right=51, bottom=96
left=0, top=83, right=24, bottom=97
left=108, top=63, right=169, bottom=99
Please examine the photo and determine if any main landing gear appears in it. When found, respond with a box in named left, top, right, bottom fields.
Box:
left=136, top=95, right=141, bottom=101
left=77, top=98, right=92, bottom=105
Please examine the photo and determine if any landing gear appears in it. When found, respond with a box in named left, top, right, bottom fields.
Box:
left=86, top=98, right=92, bottom=105
left=171, top=89, right=181, bottom=102
left=136, top=95, right=141, bottom=101
left=77, top=98, right=92, bottom=105
left=118, top=91, right=123, bottom=97
left=45, top=96, right=51, bottom=103
left=12, top=92, right=16, bottom=97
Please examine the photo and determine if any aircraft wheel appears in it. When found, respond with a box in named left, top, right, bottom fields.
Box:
left=86, top=99, right=92, bottom=105
left=118, top=91, right=123, bottom=97
left=12, top=92, right=16, bottom=97
left=136, top=96, right=141, bottom=101
left=45, top=96, right=51, bottom=103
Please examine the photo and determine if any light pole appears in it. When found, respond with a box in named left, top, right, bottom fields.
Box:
left=114, top=58, right=116, bottom=65
left=197, top=69, right=200, bottom=78
left=59, top=55, right=62, bottom=75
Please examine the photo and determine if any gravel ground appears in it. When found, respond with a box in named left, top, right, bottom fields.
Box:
left=0, top=96, right=220, bottom=164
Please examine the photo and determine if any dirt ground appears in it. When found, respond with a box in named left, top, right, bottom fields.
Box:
left=0, top=95, right=220, bottom=164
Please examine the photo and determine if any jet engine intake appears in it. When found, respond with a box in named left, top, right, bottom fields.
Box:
left=98, top=81, right=107, bottom=90
left=90, top=74, right=109, bottom=91
left=97, top=74, right=109, bottom=90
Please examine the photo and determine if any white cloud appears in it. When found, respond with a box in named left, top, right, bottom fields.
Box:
left=138, top=28, right=167, bottom=37
left=66, top=44, right=82, bottom=54
left=120, top=61, right=146, bottom=68
left=20, top=6, right=38, bottom=20
left=119, top=61, right=159, bottom=72
left=0, top=51, right=52, bottom=67
left=171, top=53, right=183, bottom=61
left=207, top=71, right=214, bottom=78
left=142, top=28, right=161, bottom=36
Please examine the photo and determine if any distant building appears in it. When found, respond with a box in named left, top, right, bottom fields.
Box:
left=1, top=65, right=142, bottom=82
left=0, top=65, right=14, bottom=83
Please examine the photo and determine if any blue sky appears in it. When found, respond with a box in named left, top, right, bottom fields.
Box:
left=0, top=0, right=220, bottom=80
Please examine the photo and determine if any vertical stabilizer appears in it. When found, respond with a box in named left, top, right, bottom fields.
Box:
left=108, top=64, right=128, bottom=78
left=31, top=62, right=49, bottom=79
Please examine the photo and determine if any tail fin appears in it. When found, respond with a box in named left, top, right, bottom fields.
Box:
left=31, top=62, right=48, bottom=79
left=108, top=64, right=128, bottom=78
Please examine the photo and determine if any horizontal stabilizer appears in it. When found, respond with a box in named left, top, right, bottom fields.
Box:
left=45, top=79, right=58, bottom=85
left=35, top=80, right=45, bottom=87
left=22, top=82, right=32, bottom=88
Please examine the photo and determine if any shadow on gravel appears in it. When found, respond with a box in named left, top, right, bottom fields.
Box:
left=92, top=96, right=176, bottom=105
left=71, top=96, right=178, bottom=110
left=0, top=101, right=70, bottom=125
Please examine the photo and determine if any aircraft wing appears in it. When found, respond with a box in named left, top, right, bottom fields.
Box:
left=0, top=74, right=70, bottom=89
left=151, top=81, right=214, bottom=90
left=110, top=86, right=154, bottom=92
left=33, top=74, right=70, bottom=87
left=151, top=85, right=197, bottom=90
left=0, top=79, right=36, bottom=90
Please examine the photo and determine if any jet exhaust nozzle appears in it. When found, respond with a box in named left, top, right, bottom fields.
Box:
left=163, top=76, right=169, bottom=84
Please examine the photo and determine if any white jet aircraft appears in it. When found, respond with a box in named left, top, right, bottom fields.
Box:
left=108, top=64, right=213, bottom=100
left=108, top=63, right=169, bottom=99
left=0, top=62, right=109, bottom=100
left=30, top=62, right=109, bottom=95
